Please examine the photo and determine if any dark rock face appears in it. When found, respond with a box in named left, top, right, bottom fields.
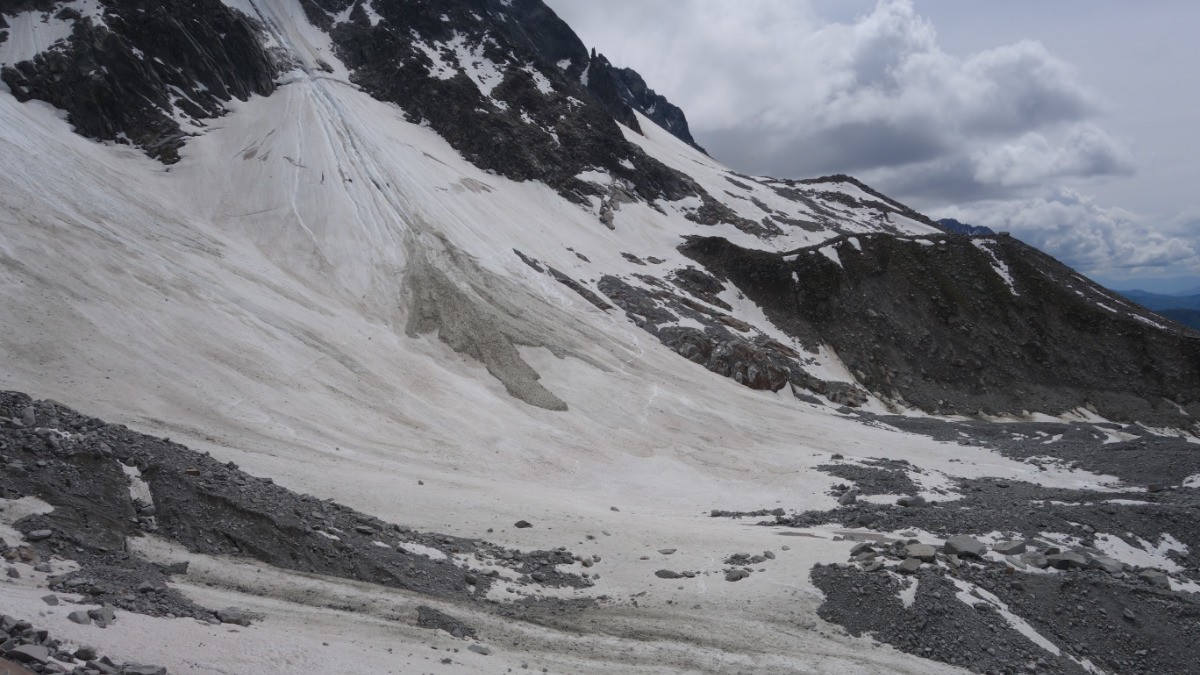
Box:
left=681, top=233, right=1200, bottom=424
left=595, top=273, right=859, bottom=397
left=610, top=65, right=704, bottom=153
left=1, top=0, right=278, bottom=163
left=326, top=0, right=697, bottom=203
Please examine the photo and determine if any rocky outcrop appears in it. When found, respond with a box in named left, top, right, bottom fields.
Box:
left=680, top=232, right=1200, bottom=424
left=1, top=0, right=278, bottom=162
left=324, top=0, right=697, bottom=203
left=611, top=65, right=704, bottom=153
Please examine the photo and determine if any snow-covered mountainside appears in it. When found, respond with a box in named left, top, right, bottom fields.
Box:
left=2, top=2, right=1199, bottom=674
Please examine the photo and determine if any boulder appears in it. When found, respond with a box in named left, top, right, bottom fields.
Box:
left=993, top=540, right=1027, bottom=556
left=7, top=644, right=49, bottom=665
left=897, top=558, right=922, bottom=574
left=1046, top=552, right=1088, bottom=570
left=1087, top=555, right=1124, bottom=575
left=1139, top=570, right=1171, bottom=588
left=904, top=544, right=937, bottom=563
left=944, top=536, right=987, bottom=559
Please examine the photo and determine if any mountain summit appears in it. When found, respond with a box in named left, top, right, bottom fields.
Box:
left=2, top=2, right=1199, bottom=673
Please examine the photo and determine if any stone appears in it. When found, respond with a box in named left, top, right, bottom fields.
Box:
left=1139, top=570, right=1170, bottom=588
left=654, top=570, right=682, bottom=579
left=513, top=521, right=532, bottom=529
left=1021, top=552, right=1050, bottom=569
left=861, top=560, right=884, bottom=573
left=20, top=406, right=36, bottom=428
left=993, top=540, right=1027, bottom=556
left=68, top=610, right=92, bottom=625
left=88, top=606, right=117, bottom=628
left=121, top=666, right=167, bottom=675
left=41, top=595, right=58, bottom=606
left=725, top=569, right=750, bottom=582
left=896, top=495, right=926, bottom=508
left=1087, top=555, right=1124, bottom=575
left=904, top=544, right=937, bottom=563
left=32, top=563, right=51, bottom=573
left=610, top=506, right=620, bottom=512
left=74, top=646, right=98, bottom=661
left=5, top=567, right=18, bottom=578
left=216, top=607, right=251, bottom=626
left=944, top=535, right=987, bottom=559
left=658, top=549, right=677, bottom=555
left=468, top=645, right=491, bottom=656
left=8, top=644, right=49, bottom=665
left=849, top=542, right=875, bottom=557
left=25, top=530, right=51, bottom=542
left=1046, top=552, right=1088, bottom=570
left=838, top=489, right=858, bottom=506
left=897, top=558, right=923, bottom=574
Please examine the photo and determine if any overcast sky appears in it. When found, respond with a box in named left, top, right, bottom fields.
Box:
left=545, top=0, right=1200, bottom=286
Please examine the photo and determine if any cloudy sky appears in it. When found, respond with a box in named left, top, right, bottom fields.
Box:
left=545, top=0, right=1200, bottom=288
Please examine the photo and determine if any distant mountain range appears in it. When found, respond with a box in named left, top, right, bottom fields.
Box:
left=937, top=218, right=995, bottom=236
left=1159, top=309, right=1200, bottom=330
left=1114, top=290, right=1200, bottom=330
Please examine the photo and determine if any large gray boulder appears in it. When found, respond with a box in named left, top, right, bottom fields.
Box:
left=1046, top=552, right=1088, bottom=570
left=904, top=544, right=937, bottom=563
left=944, top=536, right=987, bottom=559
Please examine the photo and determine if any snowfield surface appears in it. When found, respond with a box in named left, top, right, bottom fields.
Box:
left=0, top=2, right=1151, bottom=673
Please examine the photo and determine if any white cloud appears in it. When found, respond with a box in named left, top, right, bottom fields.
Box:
left=546, top=0, right=1191, bottom=278
left=941, top=189, right=1200, bottom=276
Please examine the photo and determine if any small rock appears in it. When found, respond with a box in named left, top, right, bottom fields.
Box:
left=468, top=644, right=491, bottom=656
left=25, top=530, right=52, bottom=542
left=514, top=521, right=532, bottom=529
left=658, top=549, right=677, bottom=555
left=610, top=506, right=620, bottom=512
left=74, top=645, right=98, bottom=661
left=89, top=605, right=116, bottom=628
left=725, top=569, right=750, bottom=582
left=896, top=495, right=926, bottom=508
left=122, top=666, right=167, bottom=675
left=33, top=563, right=51, bottom=573
left=850, top=542, right=875, bottom=557
left=654, top=570, right=682, bottom=579
left=6, top=567, right=19, bottom=578
left=216, top=607, right=251, bottom=626
left=41, top=594, right=58, bottom=606
left=897, top=558, right=922, bottom=574
left=68, top=610, right=92, bottom=625
left=1123, top=608, right=1136, bottom=622
left=838, top=489, right=859, bottom=506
